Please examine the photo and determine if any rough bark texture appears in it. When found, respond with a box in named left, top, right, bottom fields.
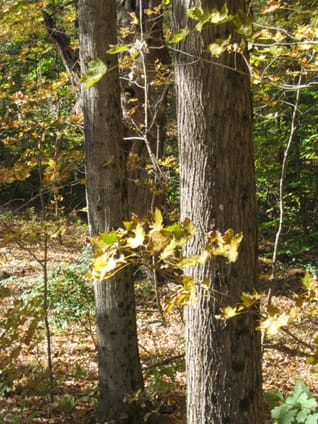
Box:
left=172, top=1, right=263, bottom=423
left=43, top=1, right=170, bottom=217
left=78, top=1, right=143, bottom=422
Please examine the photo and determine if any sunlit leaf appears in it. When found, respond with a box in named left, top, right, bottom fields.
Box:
left=160, top=237, right=182, bottom=260
left=168, top=28, right=190, bottom=44
left=302, top=271, right=316, bottom=290
left=208, top=40, right=228, bottom=57
left=150, top=208, right=163, bottom=232
left=188, top=7, right=204, bottom=21
left=92, top=253, right=127, bottom=281
left=127, top=223, right=145, bottom=249
left=218, top=305, right=239, bottom=320
left=107, top=44, right=129, bottom=55
left=241, top=290, right=262, bottom=308
left=260, top=312, right=290, bottom=335
left=80, top=58, right=107, bottom=87
left=207, top=229, right=243, bottom=263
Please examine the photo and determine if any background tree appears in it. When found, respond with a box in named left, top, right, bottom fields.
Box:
left=78, top=0, right=143, bottom=421
left=41, top=0, right=171, bottom=216
left=171, top=1, right=263, bottom=422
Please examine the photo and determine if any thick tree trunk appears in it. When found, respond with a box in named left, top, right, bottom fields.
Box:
left=172, top=1, right=263, bottom=423
left=78, top=1, right=143, bottom=422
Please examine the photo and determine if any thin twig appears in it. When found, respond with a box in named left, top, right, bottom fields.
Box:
left=282, top=327, right=314, bottom=351
left=271, top=75, right=302, bottom=280
left=142, top=354, right=185, bottom=371
left=43, top=233, right=55, bottom=403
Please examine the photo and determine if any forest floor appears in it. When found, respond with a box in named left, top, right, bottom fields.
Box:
left=0, top=219, right=317, bottom=423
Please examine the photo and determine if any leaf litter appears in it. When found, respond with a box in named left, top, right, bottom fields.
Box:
left=0, top=221, right=317, bottom=423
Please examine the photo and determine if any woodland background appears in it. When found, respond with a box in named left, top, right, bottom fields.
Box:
left=0, top=0, right=318, bottom=423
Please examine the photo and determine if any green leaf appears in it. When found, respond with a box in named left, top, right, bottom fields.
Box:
left=302, top=271, right=316, bottom=290
left=264, top=390, right=285, bottom=409
left=307, top=413, right=318, bottom=424
left=233, top=11, right=253, bottom=37
left=107, top=44, right=129, bottom=55
left=208, top=3, right=232, bottom=25
left=80, top=58, right=107, bottom=87
left=168, top=28, right=190, bottom=44
left=271, top=405, right=296, bottom=423
left=100, top=230, right=118, bottom=246
left=292, top=382, right=310, bottom=400
left=188, top=7, right=204, bottom=21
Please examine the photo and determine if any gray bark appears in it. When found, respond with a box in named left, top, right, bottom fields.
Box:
left=43, top=0, right=170, bottom=216
left=172, top=1, right=263, bottom=423
left=78, top=1, right=143, bottom=422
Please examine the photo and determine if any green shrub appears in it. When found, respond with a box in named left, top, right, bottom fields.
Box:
left=265, top=383, right=318, bottom=424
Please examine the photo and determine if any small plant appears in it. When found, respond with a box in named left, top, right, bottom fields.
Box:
left=265, top=383, right=318, bottom=424
left=144, top=365, right=176, bottom=395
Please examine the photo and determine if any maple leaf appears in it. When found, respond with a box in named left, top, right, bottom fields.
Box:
left=127, top=223, right=145, bottom=249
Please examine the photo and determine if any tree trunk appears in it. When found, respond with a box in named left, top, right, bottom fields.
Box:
left=43, top=1, right=170, bottom=217
left=172, top=1, right=263, bottom=423
left=78, top=1, right=143, bottom=422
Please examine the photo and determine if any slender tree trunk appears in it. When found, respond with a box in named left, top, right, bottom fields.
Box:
left=78, top=1, right=143, bottom=422
left=172, top=1, right=263, bottom=422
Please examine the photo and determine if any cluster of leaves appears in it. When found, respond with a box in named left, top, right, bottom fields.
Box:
left=168, top=3, right=252, bottom=56
left=219, top=269, right=318, bottom=369
left=91, top=208, right=242, bottom=307
left=265, top=383, right=318, bottom=424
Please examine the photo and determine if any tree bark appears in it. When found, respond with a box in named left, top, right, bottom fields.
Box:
left=43, top=1, right=170, bottom=217
left=78, top=1, right=143, bottom=422
left=172, top=1, right=263, bottom=422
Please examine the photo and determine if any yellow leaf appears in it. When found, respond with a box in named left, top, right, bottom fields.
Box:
left=177, top=254, right=202, bottom=268
left=260, top=313, right=290, bottom=336
left=160, top=237, right=183, bottom=260
left=207, top=229, right=243, bottom=263
left=90, top=235, right=107, bottom=253
left=92, top=253, right=127, bottom=281
left=48, top=158, right=56, bottom=169
left=127, top=223, right=145, bottom=249
left=241, top=290, right=262, bottom=308
left=218, top=305, right=239, bottom=320
left=150, top=208, right=163, bottom=233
